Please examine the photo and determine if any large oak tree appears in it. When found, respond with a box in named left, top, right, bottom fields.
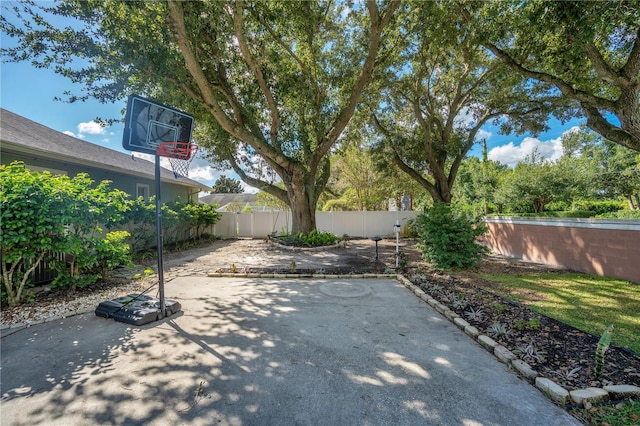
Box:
left=1, top=0, right=400, bottom=233
left=366, top=2, right=564, bottom=205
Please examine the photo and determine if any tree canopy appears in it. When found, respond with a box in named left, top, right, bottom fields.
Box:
left=2, top=0, right=638, bottom=224
left=1, top=0, right=400, bottom=233
left=461, top=0, right=640, bottom=152
left=366, top=1, right=562, bottom=205
left=211, top=175, right=244, bottom=194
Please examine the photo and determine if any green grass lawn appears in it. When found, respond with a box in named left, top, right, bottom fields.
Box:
left=477, top=272, right=640, bottom=354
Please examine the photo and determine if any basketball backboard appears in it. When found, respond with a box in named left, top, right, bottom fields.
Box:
left=122, top=95, right=194, bottom=156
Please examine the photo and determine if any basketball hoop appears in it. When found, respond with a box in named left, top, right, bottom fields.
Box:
left=157, top=141, right=198, bottom=178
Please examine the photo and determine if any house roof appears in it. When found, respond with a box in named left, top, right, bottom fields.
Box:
left=0, top=108, right=208, bottom=190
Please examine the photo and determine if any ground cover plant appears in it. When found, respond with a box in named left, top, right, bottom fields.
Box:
left=568, top=399, right=640, bottom=426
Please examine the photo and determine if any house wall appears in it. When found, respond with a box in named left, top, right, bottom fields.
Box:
left=483, top=217, right=640, bottom=283
left=2, top=153, right=196, bottom=202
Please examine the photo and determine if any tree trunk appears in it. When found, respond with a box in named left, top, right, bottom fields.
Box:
left=533, top=199, right=544, bottom=213
left=284, top=168, right=319, bottom=234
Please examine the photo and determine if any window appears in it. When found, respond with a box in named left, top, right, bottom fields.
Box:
left=136, top=184, right=150, bottom=201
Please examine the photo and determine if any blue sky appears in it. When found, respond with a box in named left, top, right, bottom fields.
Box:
left=1, top=8, right=585, bottom=193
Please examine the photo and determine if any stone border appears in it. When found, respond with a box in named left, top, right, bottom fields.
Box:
left=394, top=273, right=640, bottom=409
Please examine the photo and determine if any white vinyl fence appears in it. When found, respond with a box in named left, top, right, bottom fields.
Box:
left=210, top=210, right=419, bottom=239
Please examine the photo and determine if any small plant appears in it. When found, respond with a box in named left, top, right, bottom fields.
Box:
left=492, top=302, right=507, bottom=313
left=513, top=319, right=527, bottom=331
left=451, top=297, right=469, bottom=310
left=464, top=307, right=485, bottom=322
left=487, top=322, right=510, bottom=338
left=513, top=343, right=547, bottom=363
left=528, top=317, right=541, bottom=329
left=230, top=264, right=238, bottom=274
left=24, top=290, right=36, bottom=304
left=397, top=251, right=408, bottom=271
left=290, top=261, right=297, bottom=273
left=563, top=366, right=582, bottom=380
left=428, top=283, right=444, bottom=294
left=595, top=324, right=614, bottom=378
left=133, top=268, right=154, bottom=281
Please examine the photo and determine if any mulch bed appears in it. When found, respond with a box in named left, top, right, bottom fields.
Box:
left=405, top=267, right=640, bottom=390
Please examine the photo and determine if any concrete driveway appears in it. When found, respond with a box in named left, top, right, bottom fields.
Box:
left=1, top=276, right=580, bottom=425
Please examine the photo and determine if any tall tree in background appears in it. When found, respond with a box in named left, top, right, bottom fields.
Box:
left=211, top=175, right=243, bottom=194
left=455, top=141, right=509, bottom=214
left=503, top=151, right=581, bottom=213
left=367, top=2, right=564, bottom=205
left=461, top=0, right=640, bottom=152
left=562, top=127, right=640, bottom=209
left=1, top=0, right=400, bottom=233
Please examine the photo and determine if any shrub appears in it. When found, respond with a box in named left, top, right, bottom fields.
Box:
left=275, top=230, right=339, bottom=247
left=1, top=162, right=128, bottom=303
left=116, top=198, right=220, bottom=252
left=415, top=203, right=488, bottom=270
left=571, top=200, right=625, bottom=215
left=596, top=210, right=640, bottom=219
left=95, top=231, right=133, bottom=278
left=180, top=202, right=221, bottom=238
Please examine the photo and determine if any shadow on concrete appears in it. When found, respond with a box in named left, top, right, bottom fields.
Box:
left=1, top=277, right=579, bottom=425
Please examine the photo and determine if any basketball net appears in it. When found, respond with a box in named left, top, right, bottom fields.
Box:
left=157, top=142, right=198, bottom=179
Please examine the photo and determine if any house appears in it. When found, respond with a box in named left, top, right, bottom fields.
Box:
left=0, top=108, right=208, bottom=202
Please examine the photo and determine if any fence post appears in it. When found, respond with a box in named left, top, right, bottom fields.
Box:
left=363, top=208, right=367, bottom=238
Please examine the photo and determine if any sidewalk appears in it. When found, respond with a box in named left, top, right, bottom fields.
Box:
left=1, top=275, right=580, bottom=425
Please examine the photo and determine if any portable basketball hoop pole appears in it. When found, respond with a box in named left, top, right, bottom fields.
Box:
left=154, top=154, right=167, bottom=318
left=120, top=95, right=195, bottom=322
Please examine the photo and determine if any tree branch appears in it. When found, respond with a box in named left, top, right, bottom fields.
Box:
left=233, top=2, right=281, bottom=144
left=166, top=0, right=292, bottom=169
left=583, top=42, right=626, bottom=87
left=621, top=28, right=640, bottom=83
left=318, top=0, right=401, bottom=159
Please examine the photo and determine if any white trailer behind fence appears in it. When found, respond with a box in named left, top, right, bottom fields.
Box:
left=210, top=210, right=419, bottom=239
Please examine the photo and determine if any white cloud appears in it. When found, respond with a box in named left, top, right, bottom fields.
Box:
left=488, top=135, right=564, bottom=167
left=63, top=130, right=76, bottom=137
left=77, top=121, right=105, bottom=135
left=189, top=165, right=219, bottom=182
left=476, top=129, right=492, bottom=142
